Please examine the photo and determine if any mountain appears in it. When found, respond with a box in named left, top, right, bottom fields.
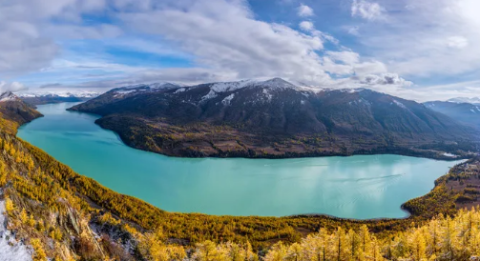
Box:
left=69, top=78, right=478, bottom=159
left=425, top=101, right=480, bottom=130
left=0, top=92, right=42, bottom=131
left=18, top=91, right=100, bottom=106
left=447, top=97, right=480, bottom=105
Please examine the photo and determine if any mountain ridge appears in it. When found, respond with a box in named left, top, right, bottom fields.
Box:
left=69, top=78, right=478, bottom=160
left=424, top=100, right=480, bottom=131
left=0, top=92, right=43, bottom=131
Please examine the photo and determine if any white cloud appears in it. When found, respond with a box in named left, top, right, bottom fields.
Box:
left=447, top=36, right=469, bottom=49
left=0, top=0, right=121, bottom=77
left=326, top=51, right=360, bottom=65
left=297, top=4, right=314, bottom=17
left=354, top=0, right=480, bottom=79
left=119, top=0, right=333, bottom=84
left=3, top=0, right=447, bottom=101
left=0, top=81, right=28, bottom=93
left=299, top=21, right=314, bottom=32
left=351, top=0, right=385, bottom=21
left=346, top=26, right=360, bottom=36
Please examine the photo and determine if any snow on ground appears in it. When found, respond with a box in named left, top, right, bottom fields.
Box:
left=0, top=200, right=32, bottom=261
left=0, top=92, right=19, bottom=103
left=113, top=89, right=138, bottom=98
left=0, top=96, right=16, bottom=102
left=262, top=89, right=272, bottom=102
left=443, top=153, right=457, bottom=158
left=200, top=89, right=218, bottom=102
left=174, top=88, right=186, bottom=93
left=211, top=79, right=257, bottom=93
left=115, top=90, right=136, bottom=95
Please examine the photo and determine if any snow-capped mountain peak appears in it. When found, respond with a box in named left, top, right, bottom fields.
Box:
left=0, top=91, right=20, bottom=102
left=256, top=77, right=297, bottom=89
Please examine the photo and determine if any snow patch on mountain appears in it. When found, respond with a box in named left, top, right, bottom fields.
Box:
left=174, top=88, right=186, bottom=94
left=113, top=90, right=137, bottom=98
left=349, top=98, right=371, bottom=106
left=262, top=89, right=273, bottom=102
left=337, top=88, right=367, bottom=94
left=210, top=79, right=257, bottom=93
left=393, top=100, right=407, bottom=109
left=0, top=92, right=19, bottom=102
left=201, top=90, right=218, bottom=102
left=115, top=90, right=136, bottom=95
left=209, top=78, right=297, bottom=93
left=221, top=94, right=235, bottom=105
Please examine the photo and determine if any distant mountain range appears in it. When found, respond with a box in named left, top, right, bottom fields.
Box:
left=447, top=97, right=480, bottom=105
left=424, top=100, right=480, bottom=130
left=69, top=78, right=478, bottom=159
left=17, top=91, right=100, bottom=106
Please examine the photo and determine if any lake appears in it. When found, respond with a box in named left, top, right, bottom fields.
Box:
left=17, top=102, right=463, bottom=219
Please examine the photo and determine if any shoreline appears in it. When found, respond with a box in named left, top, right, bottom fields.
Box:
left=93, top=117, right=470, bottom=162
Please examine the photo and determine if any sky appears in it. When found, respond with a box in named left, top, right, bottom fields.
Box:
left=0, top=0, right=480, bottom=101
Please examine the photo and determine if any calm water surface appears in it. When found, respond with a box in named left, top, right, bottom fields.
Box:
left=17, top=102, right=463, bottom=219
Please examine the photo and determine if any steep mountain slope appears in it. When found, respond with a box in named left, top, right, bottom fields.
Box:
left=0, top=92, right=43, bottom=132
left=70, top=78, right=478, bottom=159
left=425, top=101, right=480, bottom=130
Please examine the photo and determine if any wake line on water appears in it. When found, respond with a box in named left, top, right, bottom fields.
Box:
left=329, top=173, right=404, bottom=183
left=262, top=159, right=316, bottom=167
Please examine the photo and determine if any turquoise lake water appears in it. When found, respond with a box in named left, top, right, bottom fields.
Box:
left=17, top=102, right=463, bottom=219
